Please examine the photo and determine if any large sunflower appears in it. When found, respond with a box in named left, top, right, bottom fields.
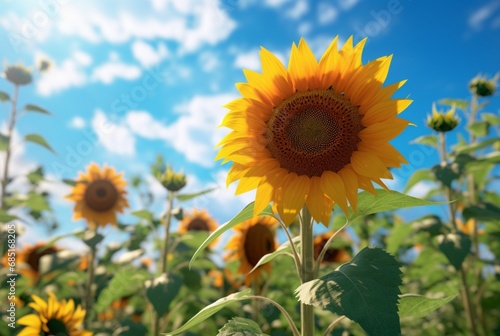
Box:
left=217, top=36, right=411, bottom=225
left=18, top=292, right=92, bottom=336
left=67, top=163, right=129, bottom=227
left=2, top=243, right=59, bottom=282
left=225, top=216, right=278, bottom=285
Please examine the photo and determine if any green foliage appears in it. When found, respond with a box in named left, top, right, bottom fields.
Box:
left=24, top=133, right=55, bottom=153
left=438, top=98, right=469, bottom=110
left=296, top=247, right=402, bottom=336
left=146, top=273, right=183, bottom=316
left=24, top=104, right=51, bottom=115
left=0, top=91, right=10, bottom=101
left=176, top=188, right=216, bottom=201
left=437, top=233, right=472, bottom=271
left=411, top=135, right=438, bottom=148
left=217, top=317, right=268, bottom=336
left=399, top=293, right=458, bottom=318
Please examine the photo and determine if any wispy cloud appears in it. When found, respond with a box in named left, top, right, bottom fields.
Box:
left=468, top=1, right=500, bottom=30
left=91, top=109, right=136, bottom=156
left=286, top=0, right=309, bottom=19
left=317, top=2, right=338, bottom=25
left=91, top=53, right=142, bottom=84
left=131, top=40, right=169, bottom=68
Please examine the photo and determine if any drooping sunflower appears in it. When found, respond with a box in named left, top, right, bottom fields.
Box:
left=225, top=216, right=278, bottom=286
left=67, top=163, right=129, bottom=227
left=217, top=36, right=411, bottom=225
left=313, top=232, right=351, bottom=264
left=3, top=243, right=60, bottom=281
left=18, top=292, right=92, bottom=336
left=178, top=209, right=219, bottom=234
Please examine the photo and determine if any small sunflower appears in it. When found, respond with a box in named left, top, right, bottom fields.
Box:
left=225, top=216, right=278, bottom=286
left=18, top=292, right=91, bottom=336
left=67, top=163, right=129, bottom=227
left=178, top=209, right=219, bottom=233
left=6, top=243, right=60, bottom=281
left=313, top=232, right=351, bottom=264
left=217, top=36, right=411, bottom=225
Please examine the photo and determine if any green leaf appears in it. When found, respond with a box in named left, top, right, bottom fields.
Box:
left=24, top=133, right=55, bottom=153
left=399, top=293, right=458, bottom=318
left=0, top=91, right=10, bottom=101
left=386, top=222, right=415, bottom=254
left=131, top=209, right=154, bottom=222
left=468, top=121, right=490, bottom=137
left=432, top=163, right=460, bottom=187
left=190, top=202, right=273, bottom=268
left=145, top=273, right=183, bottom=316
left=463, top=202, right=500, bottom=221
left=404, top=169, right=435, bottom=193
left=0, top=134, right=9, bottom=151
left=438, top=98, right=469, bottom=111
left=80, top=231, right=104, bottom=248
left=176, top=187, right=216, bottom=202
left=454, top=137, right=499, bottom=154
left=249, top=236, right=300, bottom=273
left=411, top=135, right=438, bottom=148
left=296, top=247, right=402, bottom=336
left=95, top=268, right=151, bottom=312
left=39, top=250, right=80, bottom=275
left=0, top=210, right=17, bottom=222
left=62, top=179, right=77, bottom=186
left=25, top=192, right=51, bottom=211
left=27, top=166, right=44, bottom=185
left=349, top=189, right=447, bottom=222
left=166, top=289, right=252, bottom=335
left=217, top=317, right=268, bottom=336
left=437, top=233, right=471, bottom=270
left=482, top=113, right=500, bottom=125
left=24, top=104, right=51, bottom=115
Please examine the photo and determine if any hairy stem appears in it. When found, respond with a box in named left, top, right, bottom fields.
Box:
left=300, top=206, right=314, bottom=336
left=84, top=228, right=97, bottom=330
left=1, top=85, right=19, bottom=210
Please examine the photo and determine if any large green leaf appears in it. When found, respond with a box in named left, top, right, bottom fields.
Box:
left=0, top=134, right=9, bottom=151
left=166, top=289, right=252, bottom=335
left=399, top=293, right=457, bottom=318
left=0, top=91, right=10, bottom=102
left=145, top=273, right=183, bottom=316
left=404, top=169, right=435, bottom=193
left=24, top=133, right=55, bottom=153
left=25, top=192, right=51, bottom=211
left=437, top=233, right=471, bottom=271
left=176, top=187, right=216, bottom=201
left=39, top=250, right=80, bottom=275
left=217, top=317, right=268, bottom=336
left=131, top=209, right=154, bottom=222
left=94, top=268, right=150, bottom=312
left=411, top=135, right=438, bottom=148
left=296, top=247, right=402, bottom=336
left=348, top=189, right=446, bottom=222
left=463, top=202, right=500, bottom=221
left=386, top=222, right=415, bottom=254
left=190, top=202, right=273, bottom=267
left=468, top=121, right=490, bottom=137
left=249, top=236, right=300, bottom=273
left=454, top=138, right=499, bottom=154
left=24, top=104, right=51, bottom=115
left=482, top=113, right=500, bottom=125
left=438, top=98, right=469, bottom=111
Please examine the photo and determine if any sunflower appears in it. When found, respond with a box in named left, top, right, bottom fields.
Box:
left=225, top=216, right=278, bottom=285
left=313, top=232, right=351, bottom=264
left=4, top=243, right=60, bottom=281
left=217, top=36, right=411, bottom=225
left=67, top=163, right=129, bottom=227
left=178, top=209, right=218, bottom=233
left=18, top=292, right=91, bottom=336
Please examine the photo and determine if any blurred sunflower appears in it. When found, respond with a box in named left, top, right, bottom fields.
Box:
left=18, top=292, right=91, bottom=336
left=225, top=216, right=278, bottom=285
left=456, top=218, right=484, bottom=236
left=313, top=232, right=351, bottom=264
left=217, top=36, right=411, bottom=225
left=178, top=209, right=218, bottom=233
left=4, top=243, right=59, bottom=281
left=67, top=163, right=129, bottom=227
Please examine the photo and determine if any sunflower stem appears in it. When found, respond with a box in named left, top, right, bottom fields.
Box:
left=1, top=84, right=19, bottom=210
left=313, top=219, right=349, bottom=278
left=84, top=227, right=97, bottom=330
left=247, top=295, right=300, bottom=336
left=300, top=206, right=315, bottom=336
left=323, top=315, right=346, bottom=336
left=278, top=220, right=302, bottom=277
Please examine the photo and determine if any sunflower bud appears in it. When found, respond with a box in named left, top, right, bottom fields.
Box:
left=427, top=103, right=459, bottom=132
left=2, top=64, right=33, bottom=86
left=469, top=74, right=498, bottom=97
left=159, top=166, right=187, bottom=192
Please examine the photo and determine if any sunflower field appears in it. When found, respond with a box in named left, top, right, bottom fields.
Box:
left=1, top=2, right=500, bottom=336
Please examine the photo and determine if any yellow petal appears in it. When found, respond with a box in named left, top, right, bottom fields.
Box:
left=338, top=166, right=359, bottom=212
left=305, top=176, right=333, bottom=226
left=280, top=174, right=310, bottom=225
left=351, top=151, right=392, bottom=179
left=321, top=171, right=349, bottom=215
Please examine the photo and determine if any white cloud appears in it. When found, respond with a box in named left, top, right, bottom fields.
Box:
left=318, top=3, right=338, bottom=25
left=298, top=22, right=312, bottom=36
left=338, top=0, right=360, bottom=10
left=468, top=1, right=500, bottom=29
left=36, top=55, right=89, bottom=96
left=125, top=111, right=169, bottom=140
left=73, top=50, right=93, bottom=67
left=286, top=0, right=309, bottom=19
left=69, top=116, right=86, bottom=129
left=406, top=181, right=439, bottom=199
left=38, top=174, right=72, bottom=206
left=199, top=51, right=220, bottom=72
left=234, top=49, right=261, bottom=71
left=91, top=110, right=135, bottom=156
left=132, top=40, right=169, bottom=67
left=91, top=57, right=142, bottom=84
left=264, top=0, right=291, bottom=7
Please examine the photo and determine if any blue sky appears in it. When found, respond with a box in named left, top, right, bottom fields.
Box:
left=1, top=0, right=499, bottom=251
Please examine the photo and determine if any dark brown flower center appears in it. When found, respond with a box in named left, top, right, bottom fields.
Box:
left=84, top=179, right=119, bottom=212
left=27, top=246, right=57, bottom=272
left=243, top=223, right=275, bottom=267
left=186, top=218, right=210, bottom=231
left=266, top=89, right=363, bottom=177
left=45, top=318, right=69, bottom=335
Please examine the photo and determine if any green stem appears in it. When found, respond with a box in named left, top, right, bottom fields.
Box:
left=323, top=315, right=346, bottom=336
left=152, top=191, right=175, bottom=336
left=84, top=228, right=97, bottom=330
left=247, top=295, right=300, bottom=336
left=1, top=85, right=19, bottom=210
left=300, top=206, right=314, bottom=336
left=313, top=219, right=349, bottom=278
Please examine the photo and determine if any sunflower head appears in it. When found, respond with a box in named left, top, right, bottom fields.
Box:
left=157, top=165, right=187, bottom=192
left=178, top=209, right=218, bottom=247
left=9, top=243, right=60, bottom=281
left=18, top=292, right=92, bottom=336
left=313, top=232, right=351, bottom=264
left=469, top=74, right=498, bottom=97
left=217, top=36, right=411, bottom=226
left=225, top=216, right=278, bottom=286
left=427, top=103, right=459, bottom=133
left=66, top=163, right=129, bottom=228
left=2, top=64, right=33, bottom=86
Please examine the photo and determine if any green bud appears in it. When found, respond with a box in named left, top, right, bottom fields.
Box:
left=427, top=103, right=459, bottom=132
left=469, top=74, right=498, bottom=97
left=3, top=64, right=33, bottom=86
left=160, top=166, right=187, bottom=192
